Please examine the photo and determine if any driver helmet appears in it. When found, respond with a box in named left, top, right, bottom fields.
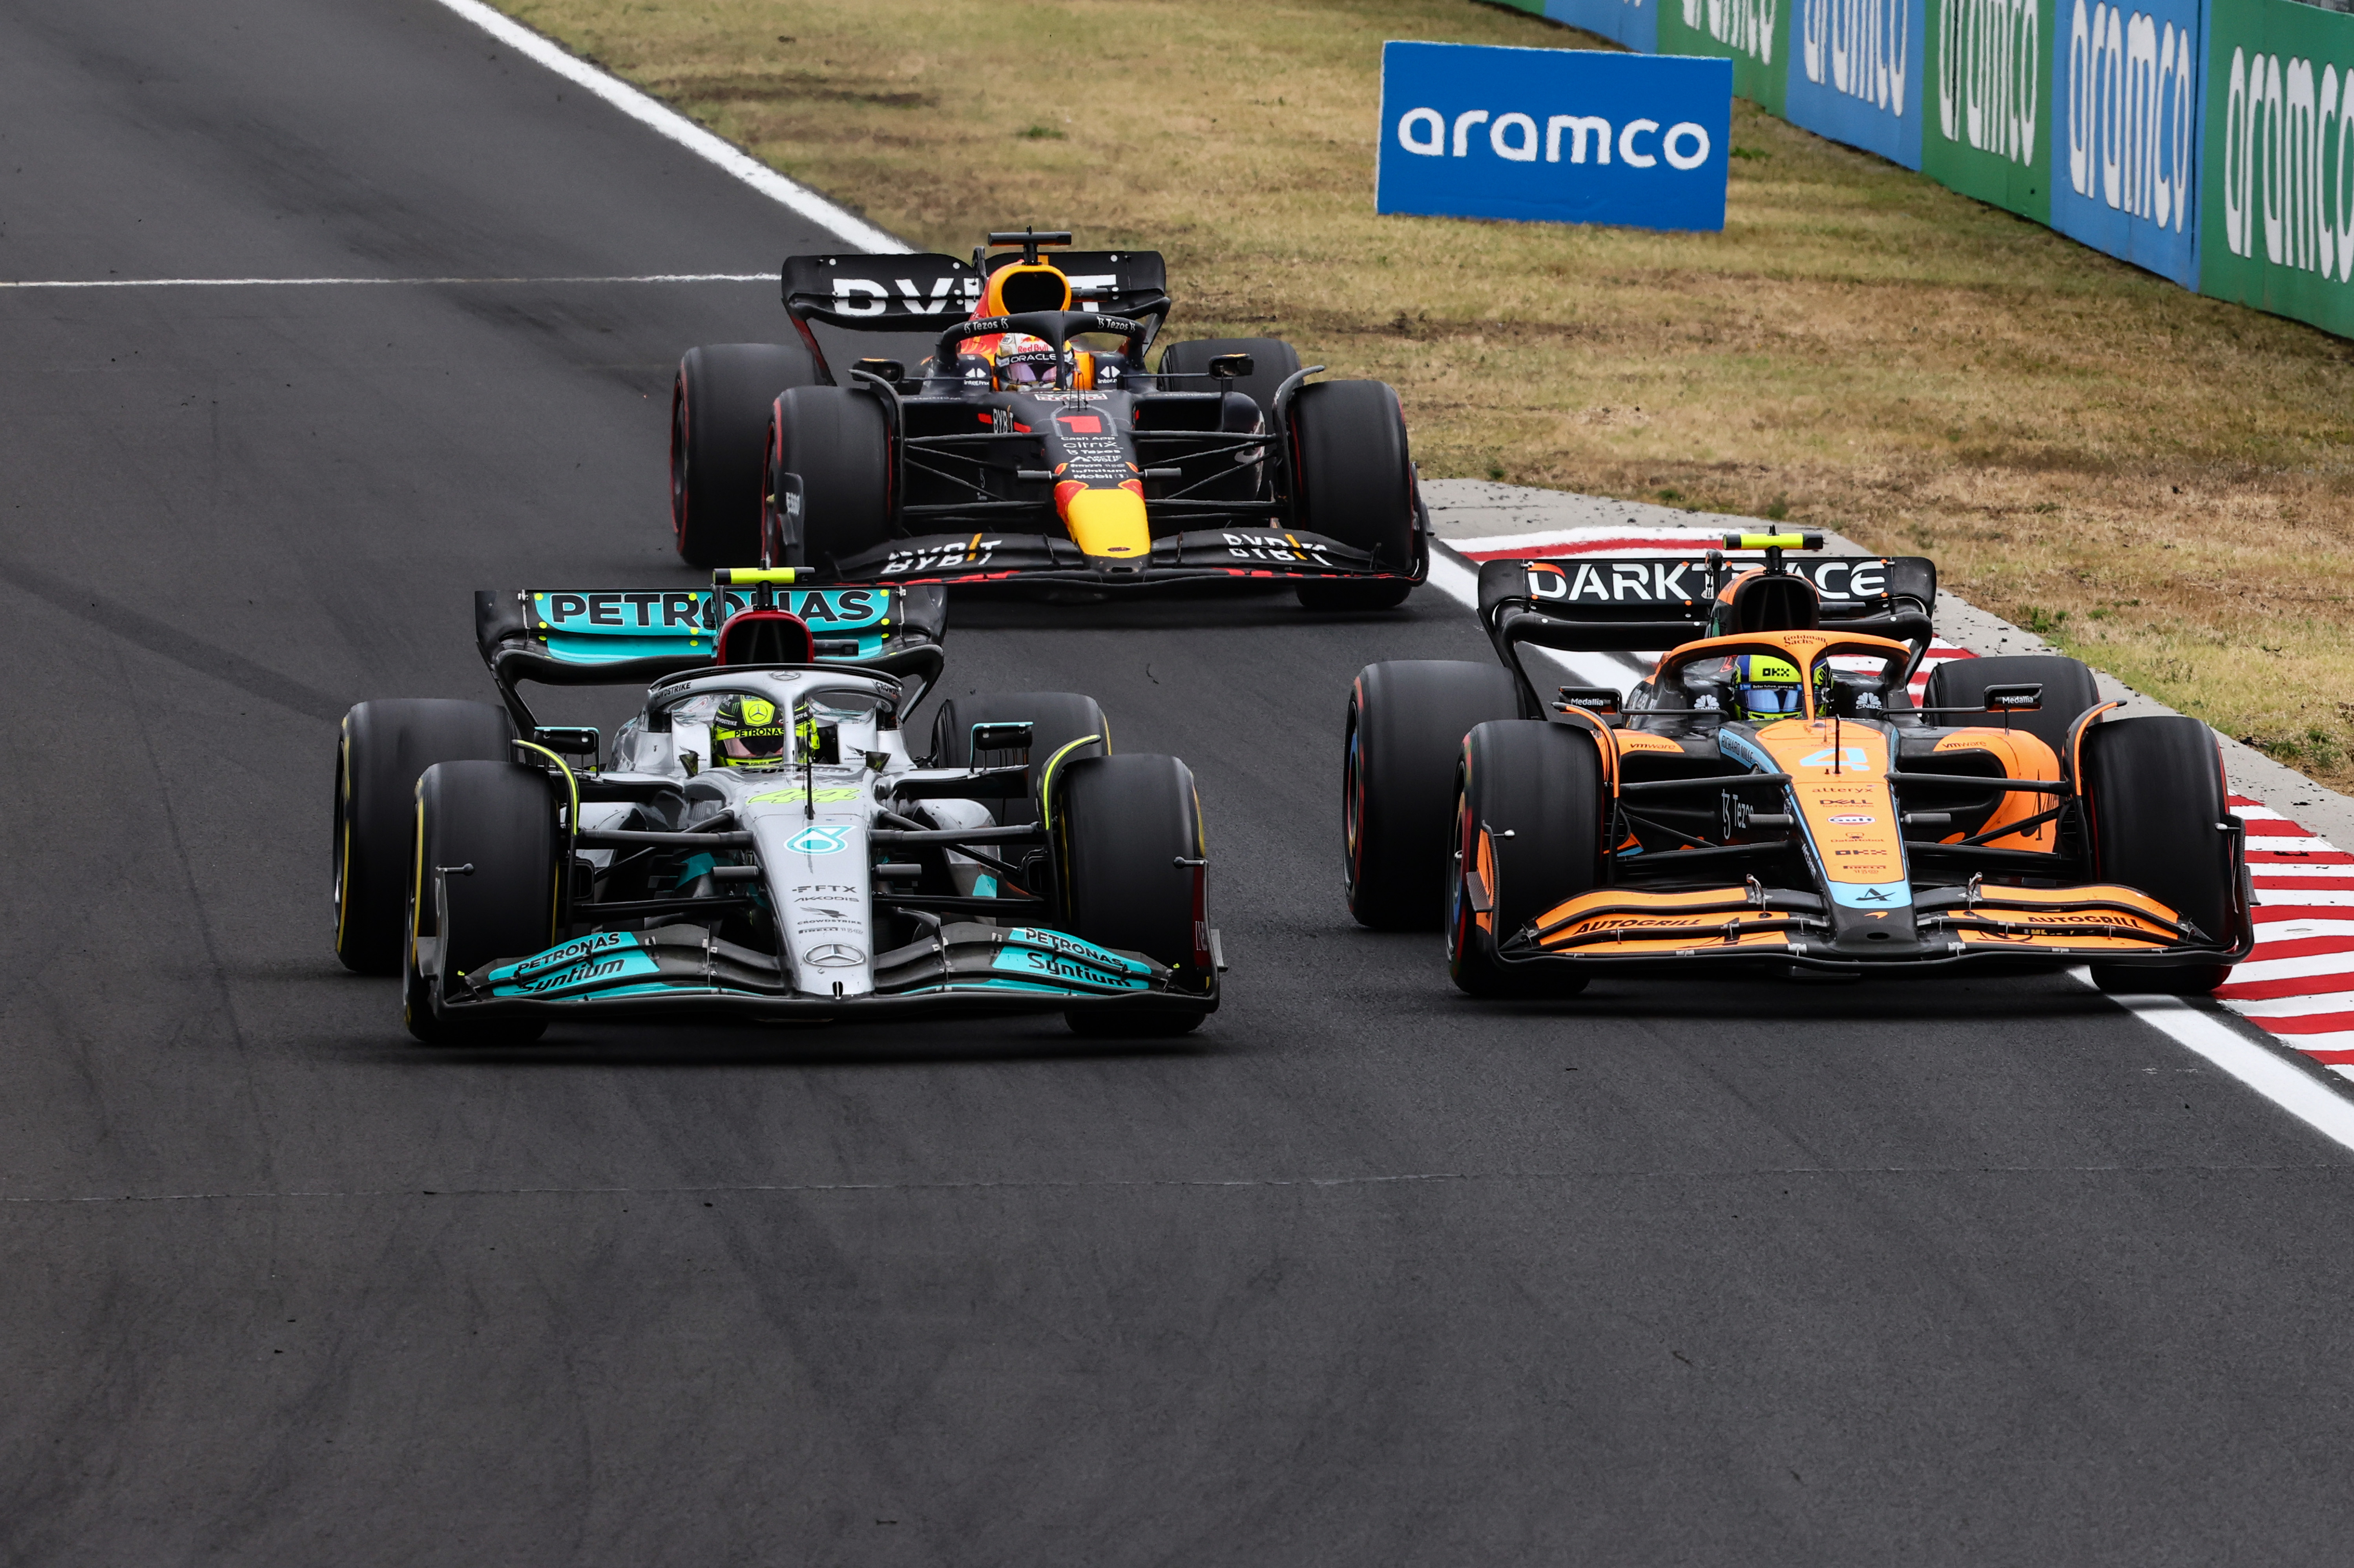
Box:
left=710, top=693, right=791, bottom=770
left=992, top=332, right=1062, bottom=389
left=1732, top=653, right=1828, bottom=722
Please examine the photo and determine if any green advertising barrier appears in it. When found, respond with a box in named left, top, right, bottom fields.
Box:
left=2199, top=0, right=2354, bottom=335
left=1923, top=0, right=2055, bottom=218
left=1657, top=0, right=1794, bottom=112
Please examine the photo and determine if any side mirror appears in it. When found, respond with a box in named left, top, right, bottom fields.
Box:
left=1208, top=353, right=1255, bottom=381
left=534, top=726, right=600, bottom=759
left=969, top=721, right=1035, bottom=757
left=1556, top=686, right=1622, bottom=717
left=1982, top=683, right=2043, bottom=714
left=853, top=357, right=906, bottom=385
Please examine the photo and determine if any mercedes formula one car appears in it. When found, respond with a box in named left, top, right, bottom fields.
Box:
left=1341, top=534, right=2254, bottom=996
left=331, top=570, right=1219, bottom=1041
left=667, top=228, right=1427, bottom=609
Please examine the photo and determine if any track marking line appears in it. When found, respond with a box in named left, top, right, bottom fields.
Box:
left=423, top=0, right=908, bottom=255
left=0, top=273, right=772, bottom=288
left=1425, top=537, right=2354, bottom=1156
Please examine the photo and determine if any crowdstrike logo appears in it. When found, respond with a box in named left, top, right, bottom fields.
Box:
left=2065, top=2, right=2191, bottom=222
left=1938, top=0, right=2037, bottom=158
left=1395, top=107, right=1714, bottom=170
left=2219, top=46, right=2354, bottom=278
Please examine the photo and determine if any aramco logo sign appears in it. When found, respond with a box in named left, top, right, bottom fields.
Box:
left=2218, top=45, right=2354, bottom=278
left=1377, top=41, right=1732, bottom=232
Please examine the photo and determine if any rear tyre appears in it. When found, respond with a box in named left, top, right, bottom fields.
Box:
left=2081, top=716, right=2238, bottom=995
left=334, top=699, right=516, bottom=975
left=1447, top=722, right=1604, bottom=998
left=1054, top=753, right=1211, bottom=1037
left=1923, top=653, right=2102, bottom=762
left=1155, top=335, right=1301, bottom=423
left=1345, top=660, right=1526, bottom=930
left=766, top=385, right=892, bottom=571
left=403, top=761, right=558, bottom=1045
left=1288, top=378, right=1417, bottom=609
left=673, top=342, right=821, bottom=567
left=929, top=691, right=1109, bottom=828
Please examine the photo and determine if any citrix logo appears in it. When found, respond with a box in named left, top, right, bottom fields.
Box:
left=1396, top=108, right=1713, bottom=170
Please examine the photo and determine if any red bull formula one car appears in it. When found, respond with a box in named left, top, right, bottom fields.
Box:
left=669, top=229, right=1426, bottom=609
left=1341, top=534, right=2254, bottom=996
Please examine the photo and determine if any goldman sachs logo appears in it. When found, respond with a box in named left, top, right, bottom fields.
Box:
left=2065, top=2, right=2193, bottom=228
left=1938, top=0, right=2035, bottom=158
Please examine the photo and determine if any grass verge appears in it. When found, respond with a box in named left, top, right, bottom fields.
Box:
left=500, top=0, right=2354, bottom=785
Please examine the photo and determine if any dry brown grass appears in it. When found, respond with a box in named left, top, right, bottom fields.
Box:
left=504, top=0, right=2354, bottom=783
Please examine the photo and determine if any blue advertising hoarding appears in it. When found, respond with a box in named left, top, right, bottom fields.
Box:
left=1536, top=0, right=1660, bottom=54
left=1787, top=0, right=1928, bottom=167
left=2049, top=0, right=2203, bottom=286
left=1376, top=41, right=1733, bottom=232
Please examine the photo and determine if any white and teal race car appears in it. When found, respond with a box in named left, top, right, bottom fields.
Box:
left=331, top=569, right=1219, bottom=1042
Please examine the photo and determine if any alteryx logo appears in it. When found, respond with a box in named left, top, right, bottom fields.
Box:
left=1378, top=42, right=1732, bottom=232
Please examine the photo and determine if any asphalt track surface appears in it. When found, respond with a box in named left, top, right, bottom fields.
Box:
left=7, top=3, right=2354, bottom=1563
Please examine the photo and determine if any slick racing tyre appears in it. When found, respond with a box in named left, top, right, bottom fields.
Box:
left=929, top=691, right=1109, bottom=829
left=1345, top=660, right=1525, bottom=930
left=1155, top=335, right=1300, bottom=423
left=1447, top=721, right=1604, bottom=999
left=403, top=761, right=557, bottom=1045
left=2080, top=715, right=2239, bottom=995
left=1287, top=378, right=1416, bottom=611
left=334, top=699, right=516, bottom=975
left=1052, top=753, right=1211, bottom=1038
left=765, top=385, right=891, bottom=571
left=1922, top=653, right=2101, bottom=762
left=672, top=342, right=821, bottom=567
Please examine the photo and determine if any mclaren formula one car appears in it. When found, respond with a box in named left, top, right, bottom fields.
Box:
left=668, top=228, right=1427, bottom=609
left=1342, top=534, right=2253, bottom=996
left=332, top=570, right=1219, bottom=1041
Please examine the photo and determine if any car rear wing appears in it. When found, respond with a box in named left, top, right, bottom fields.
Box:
left=780, top=252, right=1172, bottom=379
left=474, top=580, right=948, bottom=732
left=1477, top=549, right=1936, bottom=664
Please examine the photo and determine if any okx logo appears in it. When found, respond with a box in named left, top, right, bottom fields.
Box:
left=1378, top=42, right=1732, bottom=232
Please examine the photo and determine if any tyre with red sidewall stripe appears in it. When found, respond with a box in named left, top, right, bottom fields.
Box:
left=1446, top=720, right=1603, bottom=998
left=1345, top=659, right=1526, bottom=930
left=672, top=342, right=820, bottom=567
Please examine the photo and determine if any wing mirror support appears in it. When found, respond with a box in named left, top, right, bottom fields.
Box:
left=969, top=721, right=1035, bottom=761
left=1208, top=353, right=1255, bottom=381
left=1554, top=686, right=1623, bottom=720
left=1981, top=683, right=2044, bottom=722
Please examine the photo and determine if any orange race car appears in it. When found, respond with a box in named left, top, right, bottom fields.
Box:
left=1342, top=534, right=2254, bottom=995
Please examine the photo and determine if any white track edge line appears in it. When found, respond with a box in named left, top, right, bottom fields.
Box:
left=423, top=0, right=910, bottom=256
left=1423, top=540, right=2354, bottom=1157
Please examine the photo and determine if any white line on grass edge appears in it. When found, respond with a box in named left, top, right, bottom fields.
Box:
left=1425, top=539, right=2354, bottom=1157
left=425, top=0, right=910, bottom=257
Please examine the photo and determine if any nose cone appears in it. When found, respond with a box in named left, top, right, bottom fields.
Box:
left=1058, top=482, right=1151, bottom=563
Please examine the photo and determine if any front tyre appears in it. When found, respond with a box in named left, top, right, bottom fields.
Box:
left=403, top=761, right=558, bottom=1045
left=673, top=342, right=820, bottom=567
left=334, top=699, right=515, bottom=975
left=766, top=385, right=891, bottom=571
left=1446, top=721, right=1604, bottom=998
left=2080, top=715, right=2240, bottom=995
left=1345, top=660, right=1526, bottom=930
left=1053, top=753, right=1212, bottom=1037
left=1287, top=378, right=1416, bottom=610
